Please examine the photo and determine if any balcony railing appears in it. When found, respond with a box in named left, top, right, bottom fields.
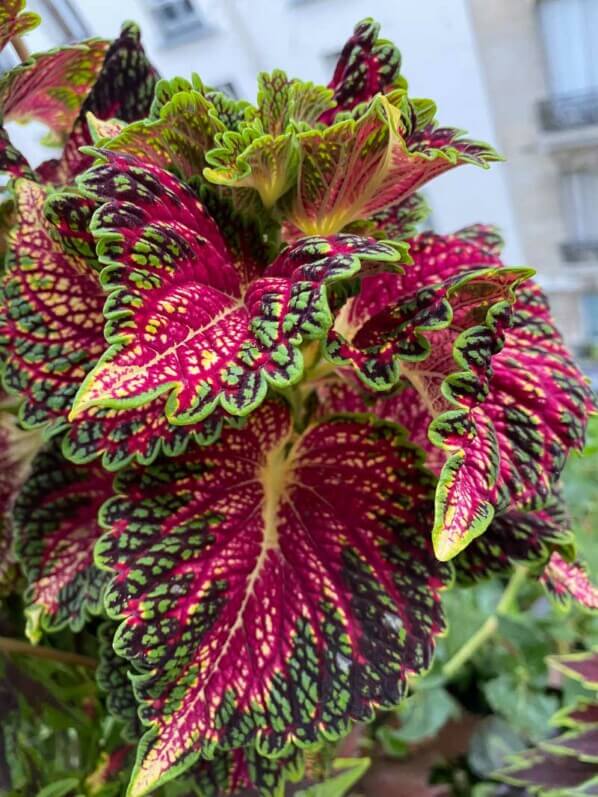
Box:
left=561, top=241, right=598, bottom=263
left=538, top=89, right=598, bottom=131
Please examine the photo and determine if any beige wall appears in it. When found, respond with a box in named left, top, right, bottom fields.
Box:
left=468, top=0, right=598, bottom=349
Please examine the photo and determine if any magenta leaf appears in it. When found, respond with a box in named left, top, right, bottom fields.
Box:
left=498, top=750, right=597, bottom=793
left=541, top=552, right=598, bottom=611
left=453, top=496, right=574, bottom=585
left=70, top=151, right=405, bottom=426
left=96, top=400, right=450, bottom=795
left=0, top=180, right=106, bottom=434
left=37, top=22, right=158, bottom=184
left=453, top=223, right=505, bottom=257
left=543, top=728, right=598, bottom=764
left=0, top=39, right=109, bottom=134
left=370, top=193, right=430, bottom=241
left=12, top=442, right=114, bottom=641
left=555, top=701, right=598, bottom=730
left=0, top=0, right=40, bottom=53
left=320, top=17, right=402, bottom=123
left=63, top=398, right=226, bottom=472
left=0, top=125, right=36, bottom=180
left=550, top=653, right=598, bottom=691
left=496, top=652, right=598, bottom=794
left=329, top=231, right=595, bottom=559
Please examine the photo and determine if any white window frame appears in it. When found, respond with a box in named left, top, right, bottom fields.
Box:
left=145, top=0, right=208, bottom=44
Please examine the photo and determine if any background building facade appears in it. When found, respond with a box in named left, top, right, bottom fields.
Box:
left=6, top=0, right=598, bottom=356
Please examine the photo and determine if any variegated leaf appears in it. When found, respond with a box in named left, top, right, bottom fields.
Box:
left=541, top=552, right=598, bottom=611
left=101, top=76, right=226, bottom=180
left=97, top=622, right=141, bottom=742
left=0, top=125, right=36, bottom=180
left=13, top=442, right=113, bottom=641
left=256, top=69, right=335, bottom=135
left=204, top=71, right=335, bottom=208
left=370, top=193, right=430, bottom=241
left=329, top=231, right=595, bottom=559
left=97, top=400, right=450, bottom=795
left=550, top=652, right=598, bottom=691
left=281, top=92, right=499, bottom=236
left=453, top=496, right=575, bottom=585
left=204, top=121, right=299, bottom=208
left=0, top=180, right=105, bottom=434
left=70, top=151, right=406, bottom=426
left=320, top=17, right=402, bottom=124
left=63, top=397, right=226, bottom=472
left=0, top=0, right=40, bottom=54
left=192, top=746, right=304, bottom=797
left=498, top=750, right=598, bottom=795
left=37, top=22, right=158, bottom=184
left=0, top=39, right=109, bottom=134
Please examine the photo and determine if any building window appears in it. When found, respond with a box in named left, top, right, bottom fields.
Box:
left=582, top=294, right=598, bottom=342
left=560, top=171, right=598, bottom=260
left=538, top=0, right=598, bottom=97
left=145, top=0, right=208, bottom=44
left=39, top=0, right=91, bottom=42
left=212, top=82, right=238, bottom=99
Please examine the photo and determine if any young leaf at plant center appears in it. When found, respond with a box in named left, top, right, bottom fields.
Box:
left=204, top=70, right=335, bottom=208
left=256, top=70, right=335, bottom=136
left=97, top=400, right=451, bottom=795
left=70, top=150, right=406, bottom=428
left=0, top=179, right=106, bottom=434
left=280, top=91, right=499, bottom=236
left=540, top=552, right=598, bottom=611
left=13, top=441, right=114, bottom=641
left=37, top=22, right=158, bottom=184
left=0, top=406, right=42, bottom=596
left=0, top=0, right=40, bottom=54
left=320, top=17, right=402, bottom=124
left=204, top=120, right=300, bottom=209
left=101, top=75, right=227, bottom=181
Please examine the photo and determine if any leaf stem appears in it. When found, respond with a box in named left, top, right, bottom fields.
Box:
left=0, top=636, right=96, bottom=669
left=11, top=36, right=30, bottom=63
left=442, top=566, right=528, bottom=680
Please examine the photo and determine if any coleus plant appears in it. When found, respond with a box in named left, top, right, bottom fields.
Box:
left=496, top=650, right=598, bottom=795
left=0, top=4, right=596, bottom=796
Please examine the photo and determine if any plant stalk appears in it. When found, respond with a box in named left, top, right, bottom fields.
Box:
left=442, top=566, right=528, bottom=680
left=0, top=636, right=96, bottom=669
left=11, top=36, right=29, bottom=62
